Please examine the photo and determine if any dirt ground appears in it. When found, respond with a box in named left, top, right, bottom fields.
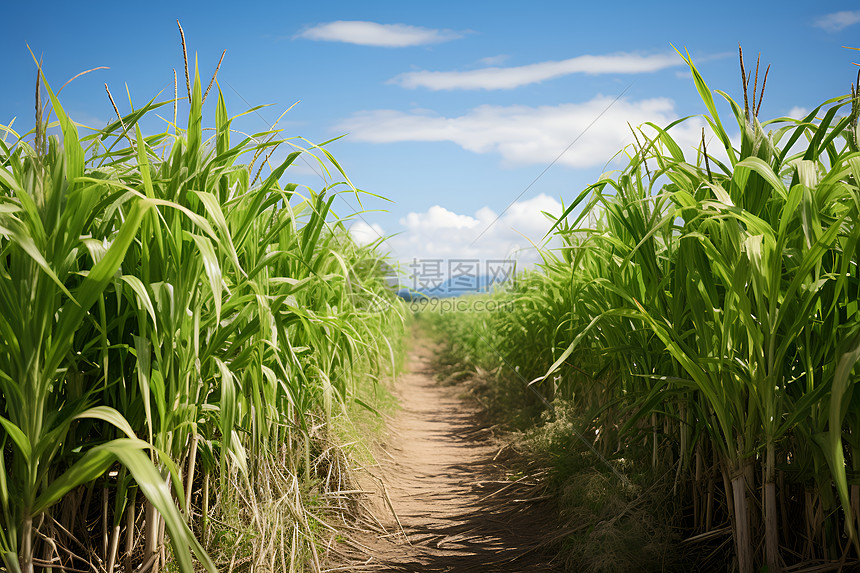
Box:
left=329, top=333, right=562, bottom=572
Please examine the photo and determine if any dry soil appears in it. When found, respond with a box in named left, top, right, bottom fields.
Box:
left=331, top=333, right=561, bottom=572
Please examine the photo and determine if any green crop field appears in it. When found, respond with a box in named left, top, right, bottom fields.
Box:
left=423, top=49, right=860, bottom=572
left=0, top=43, right=407, bottom=573
left=5, top=17, right=860, bottom=573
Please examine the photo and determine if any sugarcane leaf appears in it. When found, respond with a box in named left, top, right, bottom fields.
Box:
left=529, top=314, right=602, bottom=386
left=0, top=416, right=30, bottom=463
left=120, top=275, right=158, bottom=330
left=189, top=233, right=222, bottom=323
left=74, top=406, right=137, bottom=440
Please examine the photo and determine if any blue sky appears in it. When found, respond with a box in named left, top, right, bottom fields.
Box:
left=3, top=1, right=860, bottom=278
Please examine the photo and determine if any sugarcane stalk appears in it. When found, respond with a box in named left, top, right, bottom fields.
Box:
left=731, top=468, right=754, bottom=573
left=185, top=433, right=199, bottom=519
left=124, top=488, right=136, bottom=573
left=764, top=440, right=780, bottom=573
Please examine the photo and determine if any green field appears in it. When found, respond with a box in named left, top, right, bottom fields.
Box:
left=4, top=30, right=860, bottom=573
left=424, top=50, right=860, bottom=572
left=0, top=46, right=407, bottom=573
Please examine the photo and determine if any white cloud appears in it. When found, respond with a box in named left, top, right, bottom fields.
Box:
left=477, top=55, right=510, bottom=66
left=349, top=221, right=385, bottom=245
left=338, top=96, right=713, bottom=168
left=401, top=205, right=480, bottom=232
left=788, top=106, right=810, bottom=119
left=813, top=10, right=860, bottom=32
left=295, top=21, right=461, bottom=47
left=387, top=194, right=565, bottom=273
left=390, top=52, right=683, bottom=90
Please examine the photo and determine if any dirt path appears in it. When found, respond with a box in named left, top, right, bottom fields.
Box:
left=336, top=333, right=562, bottom=572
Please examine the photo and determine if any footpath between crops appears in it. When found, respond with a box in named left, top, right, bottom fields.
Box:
left=329, top=332, right=562, bottom=572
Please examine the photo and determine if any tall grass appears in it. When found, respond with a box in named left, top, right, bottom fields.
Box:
left=425, top=51, right=860, bottom=572
left=0, top=37, right=406, bottom=573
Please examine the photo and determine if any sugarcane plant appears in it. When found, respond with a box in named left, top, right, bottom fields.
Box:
left=0, top=26, right=406, bottom=573
left=423, top=48, right=860, bottom=572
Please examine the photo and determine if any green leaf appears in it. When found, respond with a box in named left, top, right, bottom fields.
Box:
left=42, top=73, right=84, bottom=183
left=529, top=314, right=602, bottom=387
left=735, top=157, right=788, bottom=201
left=120, top=275, right=158, bottom=330
left=189, top=233, right=222, bottom=323
left=48, top=198, right=154, bottom=377
left=32, top=445, right=115, bottom=515
left=0, top=416, right=30, bottom=463
left=33, top=439, right=215, bottom=573
left=74, top=406, right=137, bottom=440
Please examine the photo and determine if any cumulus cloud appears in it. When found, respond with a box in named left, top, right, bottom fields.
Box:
left=338, top=96, right=713, bottom=168
left=295, top=21, right=461, bottom=47
left=388, top=194, right=565, bottom=273
left=813, top=10, right=860, bottom=32
left=346, top=195, right=567, bottom=288
left=348, top=221, right=385, bottom=245
left=788, top=106, right=810, bottom=119
left=390, top=52, right=683, bottom=90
